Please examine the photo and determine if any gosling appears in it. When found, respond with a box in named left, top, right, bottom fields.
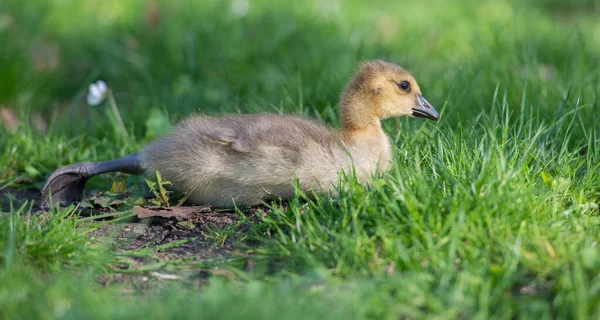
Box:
left=41, top=60, right=439, bottom=208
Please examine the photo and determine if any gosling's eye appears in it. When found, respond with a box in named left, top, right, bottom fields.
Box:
left=398, top=81, right=410, bottom=92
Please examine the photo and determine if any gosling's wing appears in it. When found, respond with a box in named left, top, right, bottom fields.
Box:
left=168, top=113, right=337, bottom=156
left=203, top=126, right=251, bottom=153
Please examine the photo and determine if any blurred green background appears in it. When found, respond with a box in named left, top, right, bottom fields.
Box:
left=1, top=0, right=598, bottom=129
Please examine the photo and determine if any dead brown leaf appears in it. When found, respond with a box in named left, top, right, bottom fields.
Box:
left=133, top=204, right=212, bottom=220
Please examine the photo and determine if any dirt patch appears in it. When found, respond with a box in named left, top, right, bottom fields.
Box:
left=0, top=187, right=40, bottom=211
left=1, top=186, right=263, bottom=293
left=91, top=208, right=259, bottom=293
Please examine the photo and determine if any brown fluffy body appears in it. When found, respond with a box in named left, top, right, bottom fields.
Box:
left=140, top=60, right=428, bottom=207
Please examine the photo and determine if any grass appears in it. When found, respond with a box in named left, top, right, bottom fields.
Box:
left=1, top=0, right=600, bottom=318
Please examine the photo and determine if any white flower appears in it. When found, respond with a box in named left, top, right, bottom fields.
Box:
left=86, top=80, right=108, bottom=106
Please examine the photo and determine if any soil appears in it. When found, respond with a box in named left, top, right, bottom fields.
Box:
left=1, top=187, right=263, bottom=293
left=90, top=209, right=257, bottom=294
left=0, top=187, right=40, bottom=210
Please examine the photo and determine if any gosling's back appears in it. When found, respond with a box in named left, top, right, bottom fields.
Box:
left=139, top=113, right=356, bottom=207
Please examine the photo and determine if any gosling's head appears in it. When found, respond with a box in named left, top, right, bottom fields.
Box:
left=340, top=60, right=439, bottom=128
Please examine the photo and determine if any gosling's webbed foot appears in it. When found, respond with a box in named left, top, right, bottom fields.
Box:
left=41, top=153, right=144, bottom=208
left=41, top=163, right=92, bottom=208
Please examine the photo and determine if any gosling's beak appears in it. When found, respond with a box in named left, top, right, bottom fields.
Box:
left=412, top=94, right=439, bottom=121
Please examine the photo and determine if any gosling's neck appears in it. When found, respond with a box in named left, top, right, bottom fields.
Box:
left=338, top=99, right=393, bottom=171
left=338, top=99, right=385, bottom=143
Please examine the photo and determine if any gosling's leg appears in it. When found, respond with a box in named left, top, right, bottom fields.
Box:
left=41, top=153, right=144, bottom=208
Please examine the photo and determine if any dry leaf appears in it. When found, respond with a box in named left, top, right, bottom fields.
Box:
left=133, top=205, right=211, bottom=220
